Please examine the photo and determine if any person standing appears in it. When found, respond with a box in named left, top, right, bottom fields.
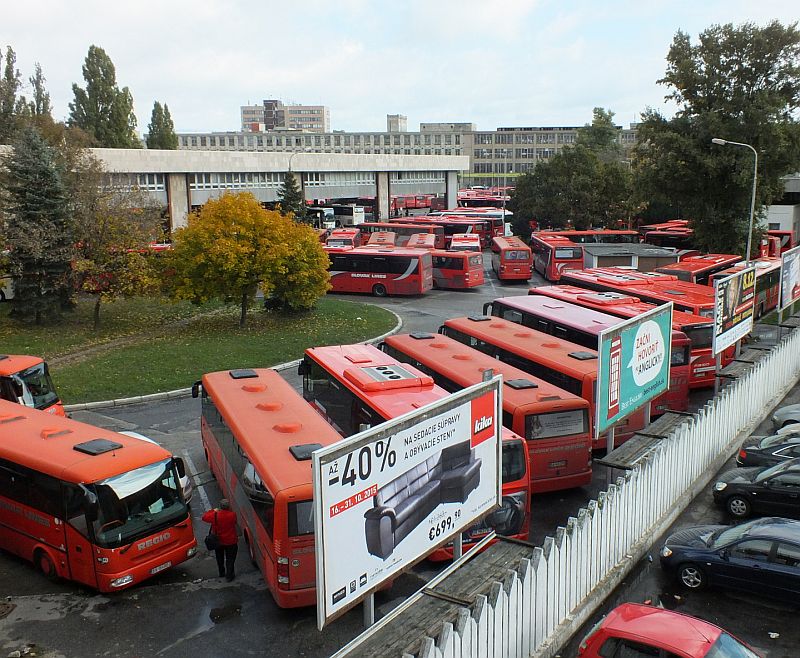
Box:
left=202, top=499, right=239, bottom=581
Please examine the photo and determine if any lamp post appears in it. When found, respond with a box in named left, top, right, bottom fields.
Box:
left=711, top=138, right=758, bottom=265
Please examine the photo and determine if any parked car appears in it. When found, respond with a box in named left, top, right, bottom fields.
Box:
left=118, top=430, right=193, bottom=503
left=772, top=403, right=800, bottom=431
left=713, top=459, right=800, bottom=518
left=660, top=517, right=800, bottom=602
left=577, top=603, right=759, bottom=657
left=737, top=432, right=800, bottom=467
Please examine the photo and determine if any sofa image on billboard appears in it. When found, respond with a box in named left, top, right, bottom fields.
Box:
left=364, top=441, right=481, bottom=559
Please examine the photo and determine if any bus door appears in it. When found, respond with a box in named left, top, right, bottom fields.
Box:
left=64, top=485, right=98, bottom=587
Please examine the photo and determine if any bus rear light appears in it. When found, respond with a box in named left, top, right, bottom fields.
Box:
left=110, top=574, right=134, bottom=588
left=277, top=556, right=289, bottom=588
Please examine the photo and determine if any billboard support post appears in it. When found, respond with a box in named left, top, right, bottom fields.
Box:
left=453, top=533, right=463, bottom=560
left=714, top=353, right=722, bottom=395
left=363, top=594, right=375, bottom=628
left=605, top=426, right=616, bottom=457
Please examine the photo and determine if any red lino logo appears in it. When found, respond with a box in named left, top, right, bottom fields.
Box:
left=471, top=392, right=495, bottom=447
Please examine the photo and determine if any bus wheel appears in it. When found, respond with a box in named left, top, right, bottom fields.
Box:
left=34, top=549, right=57, bottom=581
left=372, top=284, right=387, bottom=297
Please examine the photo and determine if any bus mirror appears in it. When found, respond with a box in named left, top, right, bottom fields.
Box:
left=297, top=361, right=309, bottom=376
left=174, top=457, right=186, bottom=478
left=191, top=381, right=201, bottom=398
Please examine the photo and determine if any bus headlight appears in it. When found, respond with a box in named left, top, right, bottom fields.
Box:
left=110, top=574, right=134, bottom=588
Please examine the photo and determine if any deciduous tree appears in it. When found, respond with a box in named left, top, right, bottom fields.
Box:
left=68, top=45, right=140, bottom=148
left=634, top=21, right=800, bottom=254
left=1, top=126, right=75, bottom=324
left=167, top=192, right=328, bottom=327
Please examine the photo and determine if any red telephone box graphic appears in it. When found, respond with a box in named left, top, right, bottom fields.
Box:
left=607, top=336, right=622, bottom=420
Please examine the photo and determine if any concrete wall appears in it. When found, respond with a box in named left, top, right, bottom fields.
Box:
left=166, top=174, right=189, bottom=230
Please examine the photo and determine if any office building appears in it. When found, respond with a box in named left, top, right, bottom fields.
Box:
left=387, top=114, right=408, bottom=132
left=241, top=99, right=331, bottom=133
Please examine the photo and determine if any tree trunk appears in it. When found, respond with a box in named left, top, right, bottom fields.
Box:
left=93, top=295, right=102, bottom=331
left=240, top=290, right=248, bottom=328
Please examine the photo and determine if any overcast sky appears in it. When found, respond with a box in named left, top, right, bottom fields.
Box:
left=2, top=1, right=797, bottom=135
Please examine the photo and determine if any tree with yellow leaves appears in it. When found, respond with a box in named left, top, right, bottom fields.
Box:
left=168, top=192, right=329, bottom=327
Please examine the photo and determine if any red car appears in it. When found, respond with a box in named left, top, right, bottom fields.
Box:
left=578, top=603, right=760, bottom=657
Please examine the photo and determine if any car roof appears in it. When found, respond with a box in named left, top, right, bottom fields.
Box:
left=602, top=604, right=722, bottom=655
left=737, top=517, right=800, bottom=542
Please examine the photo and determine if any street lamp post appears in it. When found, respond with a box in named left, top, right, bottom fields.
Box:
left=711, top=138, right=758, bottom=265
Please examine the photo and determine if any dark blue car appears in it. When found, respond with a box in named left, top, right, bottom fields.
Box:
left=659, top=517, right=800, bottom=602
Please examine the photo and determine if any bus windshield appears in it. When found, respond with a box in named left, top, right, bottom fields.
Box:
left=554, top=247, right=582, bottom=260
left=14, top=363, right=60, bottom=411
left=683, top=325, right=713, bottom=350
left=502, top=441, right=527, bottom=483
left=88, top=458, right=187, bottom=548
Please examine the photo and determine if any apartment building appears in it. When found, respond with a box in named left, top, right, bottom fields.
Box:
left=240, top=99, right=331, bottom=133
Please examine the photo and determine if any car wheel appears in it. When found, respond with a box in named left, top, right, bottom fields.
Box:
left=34, top=549, right=57, bottom=581
left=727, top=495, right=751, bottom=518
left=678, top=563, right=705, bottom=589
left=372, top=284, right=387, bottom=297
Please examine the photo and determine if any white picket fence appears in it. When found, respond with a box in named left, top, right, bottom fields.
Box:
left=337, top=326, right=800, bottom=658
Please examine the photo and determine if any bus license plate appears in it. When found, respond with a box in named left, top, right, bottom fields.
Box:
left=150, top=561, right=171, bottom=575
left=548, top=460, right=567, bottom=469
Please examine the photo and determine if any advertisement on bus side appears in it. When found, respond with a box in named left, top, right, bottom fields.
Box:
left=596, top=304, right=673, bottom=437
left=312, top=378, right=502, bottom=629
left=713, top=267, right=756, bottom=355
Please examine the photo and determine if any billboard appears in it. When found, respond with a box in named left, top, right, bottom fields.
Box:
left=713, top=267, right=756, bottom=355
left=312, top=378, right=502, bottom=629
left=596, top=304, right=673, bottom=436
left=779, top=244, right=800, bottom=312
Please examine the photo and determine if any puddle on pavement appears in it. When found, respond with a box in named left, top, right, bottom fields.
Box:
left=210, top=603, right=241, bottom=623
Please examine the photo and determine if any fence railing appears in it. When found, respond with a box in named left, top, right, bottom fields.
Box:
left=336, top=325, right=800, bottom=658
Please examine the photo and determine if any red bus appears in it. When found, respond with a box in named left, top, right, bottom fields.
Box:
left=541, top=230, right=640, bottom=244
left=0, top=354, right=65, bottom=416
left=380, top=332, right=592, bottom=493
left=767, top=229, right=795, bottom=254
left=193, top=368, right=342, bottom=607
left=440, top=208, right=509, bottom=238
left=709, top=258, right=782, bottom=318
left=0, top=399, right=197, bottom=591
left=559, top=268, right=716, bottom=318
left=439, top=316, right=646, bottom=449
left=299, top=344, right=530, bottom=559
left=398, top=216, right=492, bottom=248
left=482, top=295, right=689, bottom=413
left=655, top=254, right=742, bottom=285
left=326, top=247, right=433, bottom=297
left=529, top=234, right=584, bottom=281
left=359, top=222, right=446, bottom=249
left=431, top=250, right=485, bottom=289
left=528, top=285, right=717, bottom=389
left=406, top=233, right=438, bottom=250
left=643, top=227, right=694, bottom=249
left=325, top=227, right=362, bottom=248
left=491, top=236, right=532, bottom=281
left=449, top=233, right=482, bottom=252
left=365, top=231, right=397, bottom=248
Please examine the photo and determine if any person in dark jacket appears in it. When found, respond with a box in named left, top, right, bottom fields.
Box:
left=201, top=499, right=239, bottom=581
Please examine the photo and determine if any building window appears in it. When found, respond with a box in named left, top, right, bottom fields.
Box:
left=495, top=133, right=513, bottom=144
left=475, top=134, right=493, bottom=144
left=404, top=135, right=411, bottom=146
left=537, top=133, right=556, bottom=144
left=190, top=136, right=198, bottom=146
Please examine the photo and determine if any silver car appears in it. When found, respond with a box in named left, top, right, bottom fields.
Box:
left=772, top=404, right=800, bottom=431
left=119, top=431, right=193, bottom=503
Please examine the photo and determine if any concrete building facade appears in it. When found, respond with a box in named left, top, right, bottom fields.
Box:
left=240, top=100, right=331, bottom=133
left=386, top=114, right=408, bottom=132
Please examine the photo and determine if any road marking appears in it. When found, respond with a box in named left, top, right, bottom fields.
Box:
left=182, top=449, right=212, bottom=512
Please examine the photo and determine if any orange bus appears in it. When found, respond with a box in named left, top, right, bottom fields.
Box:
left=491, top=236, right=532, bottom=281
left=528, top=285, right=717, bottom=389
left=380, top=332, right=592, bottom=493
left=299, top=344, right=530, bottom=559
left=358, top=222, right=446, bottom=249
left=397, top=216, right=492, bottom=248
left=439, top=315, right=646, bottom=450
left=0, top=399, right=197, bottom=591
left=529, top=234, right=584, bottom=281
left=482, top=295, right=689, bottom=413
left=541, top=229, right=639, bottom=244
left=559, top=268, right=716, bottom=318
left=365, top=231, right=397, bottom=248
left=449, top=233, right=482, bottom=252
left=325, top=227, right=362, bottom=248
left=0, top=354, right=65, bottom=416
left=406, top=233, right=438, bottom=250
left=709, top=258, right=782, bottom=319
left=431, top=250, right=485, bottom=289
left=655, top=253, right=742, bottom=285
left=326, top=247, right=434, bottom=297
left=192, top=368, right=343, bottom=607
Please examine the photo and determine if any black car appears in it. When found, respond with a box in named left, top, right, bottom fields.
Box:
left=736, top=432, right=800, bottom=467
left=713, top=458, right=800, bottom=518
left=659, top=517, right=800, bottom=601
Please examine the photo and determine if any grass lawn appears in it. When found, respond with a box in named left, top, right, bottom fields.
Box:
left=2, top=297, right=396, bottom=403
left=759, top=299, right=800, bottom=325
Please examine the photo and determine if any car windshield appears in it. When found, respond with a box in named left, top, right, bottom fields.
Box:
left=87, top=458, right=187, bottom=549
left=14, top=363, right=59, bottom=410
left=758, top=434, right=798, bottom=449
left=711, top=521, right=759, bottom=547
left=705, top=632, right=759, bottom=658
left=754, top=461, right=789, bottom=483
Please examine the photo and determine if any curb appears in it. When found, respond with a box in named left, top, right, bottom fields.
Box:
left=64, top=309, right=404, bottom=413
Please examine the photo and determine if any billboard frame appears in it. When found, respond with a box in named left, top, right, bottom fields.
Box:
left=712, top=266, right=756, bottom=356
left=312, top=377, right=503, bottom=630
left=779, top=244, right=800, bottom=313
